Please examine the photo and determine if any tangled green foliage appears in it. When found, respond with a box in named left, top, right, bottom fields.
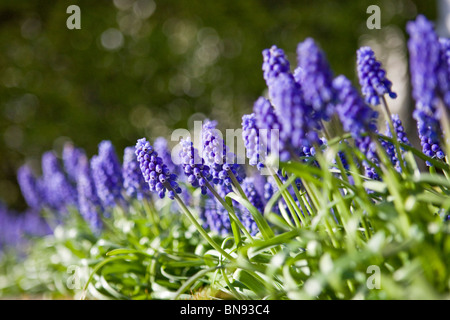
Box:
left=1, top=132, right=450, bottom=300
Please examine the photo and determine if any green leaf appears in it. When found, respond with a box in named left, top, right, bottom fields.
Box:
left=226, top=192, right=275, bottom=241
left=233, top=269, right=267, bottom=299
left=363, top=180, right=388, bottom=194
left=173, top=267, right=218, bottom=300
left=106, top=248, right=153, bottom=258
left=413, top=173, right=450, bottom=189
left=82, top=255, right=139, bottom=298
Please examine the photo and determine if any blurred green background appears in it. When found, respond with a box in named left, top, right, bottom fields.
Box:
left=0, top=0, right=437, bottom=210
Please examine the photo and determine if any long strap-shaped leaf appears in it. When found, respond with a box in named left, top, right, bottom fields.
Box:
left=226, top=192, right=275, bottom=241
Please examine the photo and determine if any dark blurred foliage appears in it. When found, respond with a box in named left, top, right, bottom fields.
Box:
left=0, top=0, right=437, bottom=209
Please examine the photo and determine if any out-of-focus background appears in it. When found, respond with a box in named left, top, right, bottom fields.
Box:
left=0, top=0, right=442, bottom=210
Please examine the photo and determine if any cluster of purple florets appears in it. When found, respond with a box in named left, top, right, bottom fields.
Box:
left=407, top=15, right=448, bottom=163
left=297, top=38, right=336, bottom=120
left=90, top=141, right=124, bottom=209
left=242, top=113, right=261, bottom=168
left=135, top=138, right=182, bottom=200
left=6, top=13, right=450, bottom=247
left=179, top=137, right=212, bottom=195
left=202, top=120, right=245, bottom=185
left=123, top=146, right=150, bottom=201
left=357, top=46, right=397, bottom=106
left=247, top=14, right=448, bottom=177
left=13, top=137, right=178, bottom=237
left=0, top=203, right=51, bottom=253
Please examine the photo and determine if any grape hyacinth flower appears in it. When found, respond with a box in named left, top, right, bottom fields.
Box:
left=240, top=178, right=262, bottom=236
left=252, top=97, right=286, bottom=163
left=90, top=141, right=124, bottom=208
left=21, top=208, right=52, bottom=237
left=262, top=45, right=299, bottom=111
left=0, top=203, right=10, bottom=249
left=387, top=114, right=410, bottom=146
left=261, top=45, right=320, bottom=159
left=0, top=206, right=51, bottom=251
left=438, top=38, right=450, bottom=109
left=419, top=131, right=445, bottom=164
left=269, top=73, right=319, bottom=160
left=62, top=142, right=86, bottom=183
left=301, top=137, right=326, bottom=158
left=263, top=178, right=280, bottom=214
left=201, top=119, right=245, bottom=186
left=355, top=135, right=380, bottom=180
left=262, top=45, right=291, bottom=86
left=380, top=115, right=410, bottom=173
left=123, top=146, right=150, bottom=200
left=0, top=207, right=22, bottom=250
left=154, top=137, right=180, bottom=176
left=332, top=74, right=380, bottom=179
left=293, top=66, right=303, bottom=84
left=199, top=197, right=231, bottom=236
left=407, top=15, right=442, bottom=109
left=333, top=75, right=378, bottom=137
left=356, top=46, right=397, bottom=106
left=241, top=113, right=261, bottom=167
left=135, top=138, right=182, bottom=200
left=41, top=151, right=77, bottom=211
left=250, top=170, right=267, bottom=200
left=17, top=165, right=44, bottom=210
left=407, top=15, right=446, bottom=163
left=297, top=38, right=336, bottom=120
left=262, top=176, right=309, bottom=219
left=336, top=148, right=350, bottom=171
left=179, top=137, right=212, bottom=195
left=77, top=155, right=103, bottom=232
left=299, top=137, right=327, bottom=170
left=379, top=135, right=400, bottom=173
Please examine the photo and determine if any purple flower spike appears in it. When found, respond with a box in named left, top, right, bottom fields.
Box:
left=62, top=142, right=86, bottom=183
left=123, top=146, right=150, bottom=200
left=242, top=113, right=261, bottom=167
left=297, top=38, right=336, bottom=119
left=407, top=15, right=442, bottom=110
left=407, top=15, right=446, bottom=164
left=153, top=137, right=180, bottom=176
left=179, top=137, right=212, bottom=195
left=17, top=164, right=44, bottom=210
left=252, top=97, right=286, bottom=163
left=135, top=138, right=181, bottom=200
left=387, top=114, right=410, bottom=146
left=77, top=155, right=103, bottom=232
left=41, top=151, right=77, bottom=211
left=333, top=75, right=378, bottom=138
left=269, top=73, right=319, bottom=159
left=355, top=136, right=380, bottom=180
left=262, top=45, right=291, bottom=86
left=438, top=38, right=450, bottom=108
left=357, top=46, right=397, bottom=105
left=202, top=120, right=245, bottom=186
left=199, top=197, right=231, bottom=236
left=239, top=178, right=262, bottom=236
left=90, top=141, right=124, bottom=208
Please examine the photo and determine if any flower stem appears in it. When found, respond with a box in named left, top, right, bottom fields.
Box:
left=228, top=170, right=248, bottom=201
left=268, top=167, right=303, bottom=227
left=142, top=198, right=160, bottom=236
left=172, top=191, right=235, bottom=261
left=437, top=100, right=450, bottom=170
left=381, top=96, right=407, bottom=174
left=290, top=180, right=311, bottom=225
left=320, top=121, right=350, bottom=184
left=202, top=177, right=254, bottom=242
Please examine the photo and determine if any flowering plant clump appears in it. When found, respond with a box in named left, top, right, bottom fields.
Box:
left=1, top=14, right=450, bottom=301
